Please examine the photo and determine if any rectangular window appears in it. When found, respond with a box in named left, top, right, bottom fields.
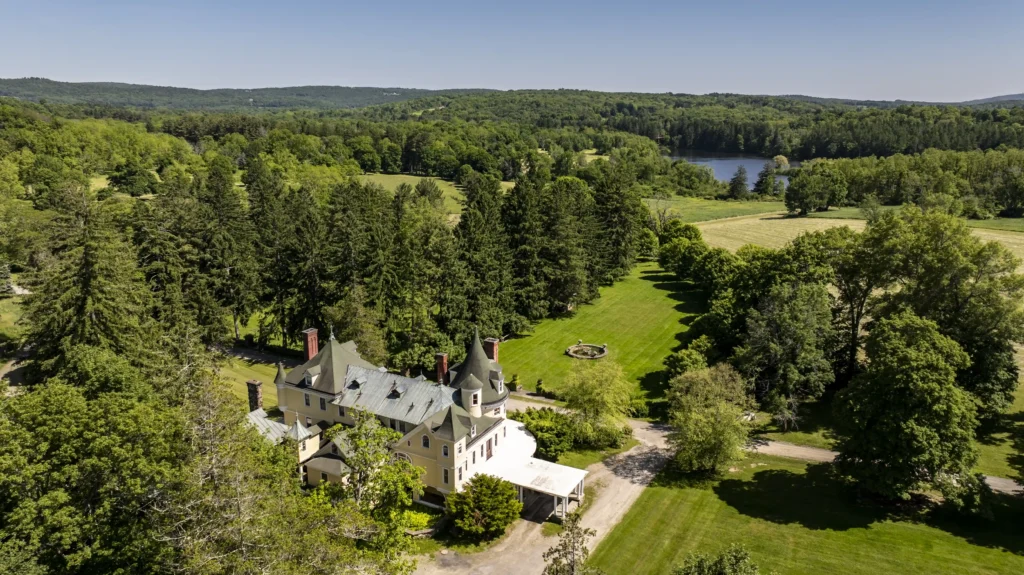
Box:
left=457, top=444, right=462, bottom=454
left=300, top=440, right=306, bottom=451
left=472, top=393, right=479, bottom=406
left=480, top=445, right=484, bottom=457
left=472, top=452, right=476, bottom=464
left=338, top=406, right=345, bottom=417
left=304, top=393, right=310, bottom=407
left=458, top=467, right=463, bottom=481
left=319, top=397, right=326, bottom=411
left=443, top=469, right=449, bottom=484
left=305, top=417, right=312, bottom=426
left=400, top=421, right=407, bottom=433
left=321, top=472, right=328, bottom=482
left=331, top=444, right=338, bottom=455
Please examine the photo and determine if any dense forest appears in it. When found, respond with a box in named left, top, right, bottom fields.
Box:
left=0, top=77, right=492, bottom=109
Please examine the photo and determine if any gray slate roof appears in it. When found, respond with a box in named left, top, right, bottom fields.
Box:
left=449, top=329, right=508, bottom=406
left=284, top=337, right=377, bottom=394
left=426, top=404, right=500, bottom=442
left=246, top=409, right=291, bottom=444
left=334, top=366, right=456, bottom=426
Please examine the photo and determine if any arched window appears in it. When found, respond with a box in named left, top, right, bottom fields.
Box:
left=442, top=445, right=449, bottom=457
left=421, top=435, right=430, bottom=449
left=395, top=453, right=412, bottom=463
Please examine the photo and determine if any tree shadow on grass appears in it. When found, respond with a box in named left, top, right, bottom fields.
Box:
left=712, top=462, right=1024, bottom=554
left=713, top=463, right=889, bottom=531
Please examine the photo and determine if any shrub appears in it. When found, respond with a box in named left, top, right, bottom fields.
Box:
left=402, top=508, right=435, bottom=531
left=664, top=348, right=708, bottom=380
left=510, top=408, right=575, bottom=461
left=445, top=474, right=523, bottom=540
left=672, top=544, right=771, bottom=575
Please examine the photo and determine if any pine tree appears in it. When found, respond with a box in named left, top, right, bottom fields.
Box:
left=197, top=154, right=259, bottom=340
left=542, top=511, right=602, bottom=575
left=728, top=165, right=750, bottom=199
left=0, top=261, right=12, bottom=296
left=283, top=188, right=330, bottom=337
left=24, top=202, right=153, bottom=377
left=543, top=177, right=596, bottom=314
left=456, top=173, right=523, bottom=337
left=751, top=162, right=781, bottom=196
left=502, top=178, right=549, bottom=321
left=592, top=170, right=645, bottom=283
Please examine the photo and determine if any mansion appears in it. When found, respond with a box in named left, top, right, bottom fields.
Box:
left=246, top=328, right=586, bottom=517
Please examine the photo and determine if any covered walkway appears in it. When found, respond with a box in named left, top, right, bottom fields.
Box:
left=469, top=419, right=588, bottom=519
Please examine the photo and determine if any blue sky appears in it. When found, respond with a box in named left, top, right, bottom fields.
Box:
left=1, top=0, right=1021, bottom=101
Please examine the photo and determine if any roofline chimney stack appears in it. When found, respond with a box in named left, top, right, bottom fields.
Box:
left=246, top=379, right=263, bottom=412
left=484, top=338, right=499, bottom=363
left=435, top=352, right=449, bottom=385
left=302, top=328, right=319, bottom=362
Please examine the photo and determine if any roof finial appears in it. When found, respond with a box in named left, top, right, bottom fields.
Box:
left=329, top=323, right=336, bottom=340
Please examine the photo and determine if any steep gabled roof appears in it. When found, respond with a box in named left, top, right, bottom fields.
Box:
left=449, top=328, right=508, bottom=406
left=284, top=337, right=377, bottom=395
left=425, top=404, right=500, bottom=442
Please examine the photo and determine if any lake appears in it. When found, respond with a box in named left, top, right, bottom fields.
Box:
left=668, top=151, right=798, bottom=189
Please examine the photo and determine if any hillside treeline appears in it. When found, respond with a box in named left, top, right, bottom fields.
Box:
left=361, top=91, right=1024, bottom=160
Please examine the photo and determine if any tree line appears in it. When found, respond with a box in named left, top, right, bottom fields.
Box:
left=657, top=207, right=1024, bottom=509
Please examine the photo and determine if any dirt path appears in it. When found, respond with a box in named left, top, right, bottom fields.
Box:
left=414, top=420, right=672, bottom=575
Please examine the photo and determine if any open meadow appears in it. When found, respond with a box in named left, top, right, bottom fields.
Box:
left=646, top=197, right=784, bottom=223
left=590, top=454, right=1024, bottom=575
left=359, top=173, right=515, bottom=215
left=498, top=261, right=703, bottom=400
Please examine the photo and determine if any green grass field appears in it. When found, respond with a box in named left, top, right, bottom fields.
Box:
left=499, top=262, right=704, bottom=399
left=581, top=149, right=609, bottom=164
left=359, top=173, right=515, bottom=216
left=557, top=437, right=640, bottom=470
left=809, top=206, right=1024, bottom=233
left=0, top=296, right=25, bottom=352
left=646, top=197, right=785, bottom=223
left=590, top=454, right=1024, bottom=575
left=218, top=356, right=284, bottom=411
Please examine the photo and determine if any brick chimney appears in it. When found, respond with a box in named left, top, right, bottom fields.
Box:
left=302, top=328, right=319, bottom=362
left=484, top=338, right=500, bottom=363
left=435, top=352, right=449, bottom=385
left=246, top=379, right=263, bottom=412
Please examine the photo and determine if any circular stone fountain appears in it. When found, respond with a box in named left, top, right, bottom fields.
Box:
left=565, top=339, right=609, bottom=360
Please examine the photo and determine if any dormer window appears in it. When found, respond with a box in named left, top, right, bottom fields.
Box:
left=498, top=380, right=504, bottom=393
left=471, top=425, right=477, bottom=438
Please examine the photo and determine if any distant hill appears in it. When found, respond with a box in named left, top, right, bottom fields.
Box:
left=0, top=77, right=494, bottom=110
left=960, top=93, right=1024, bottom=106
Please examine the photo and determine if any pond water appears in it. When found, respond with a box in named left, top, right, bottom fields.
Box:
left=668, top=151, right=799, bottom=189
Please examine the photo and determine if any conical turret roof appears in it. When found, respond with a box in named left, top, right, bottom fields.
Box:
left=451, top=328, right=492, bottom=391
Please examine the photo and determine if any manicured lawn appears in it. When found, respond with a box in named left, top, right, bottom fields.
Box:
left=754, top=399, right=837, bottom=451
left=646, top=197, right=785, bottom=223
left=499, top=262, right=704, bottom=399
left=359, top=173, right=515, bottom=216
left=0, top=296, right=24, bottom=354
left=558, top=437, right=640, bottom=470
left=218, top=356, right=284, bottom=411
left=590, top=454, right=1024, bottom=575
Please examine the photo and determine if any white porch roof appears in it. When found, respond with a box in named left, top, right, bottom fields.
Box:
left=469, top=419, right=588, bottom=498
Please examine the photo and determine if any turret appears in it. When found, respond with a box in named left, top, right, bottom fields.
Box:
left=461, top=374, right=484, bottom=418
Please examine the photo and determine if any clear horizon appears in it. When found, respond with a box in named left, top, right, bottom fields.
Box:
left=1, top=0, right=1022, bottom=103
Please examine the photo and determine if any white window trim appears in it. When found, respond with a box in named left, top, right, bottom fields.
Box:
left=304, top=393, right=310, bottom=407
left=319, top=397, right=326, bottom=411
left=443, top=468, right=449, bottom=484
left=421, top=435, right=430, bottom=449
left=442, top=445, right=449, bottom=457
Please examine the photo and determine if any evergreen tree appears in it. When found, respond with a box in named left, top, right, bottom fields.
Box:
left=751, top=162, right=782, bottom=196
left=284, top=188, right=330, bottom=337
left=0, top=261, right=12, bottom=296
left=456, top=172, right=522, bottom=337
left=543, top=177, right=597, bottom=314
left=728, top=165, right=750, bottom=199
left=502, top=178, right=549, bottom=321
left=592, top=170, right=645, bottom=283
left=24, top=202, right=153, bottom=377
left=197, top=154, right=259, bottom=340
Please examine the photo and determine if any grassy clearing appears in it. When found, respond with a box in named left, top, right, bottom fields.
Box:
left=218, top=356, right=282, bottom=410
left=646, top=197, right=785, bottom=223
left=754, top=399, right=837, bottom=451
left=499, top=262, right=704, bottom=399
left=557, top=437, right=640, bottom=470
left=697, top=213, right=1024, bottom=265
left=0, top=296, right=25, bottom=358
left=809, top=206, right=1024, bottom=233
left=89, top=175, right=109, bottom=190
left=581, top=149, right=609, bottom=164
left=359, top=173, right=515, bottom=216
left=590, top=454, right=1024, bottom=575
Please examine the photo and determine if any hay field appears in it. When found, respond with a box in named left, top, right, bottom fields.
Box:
left=696, top=213, right=1024, bottom=263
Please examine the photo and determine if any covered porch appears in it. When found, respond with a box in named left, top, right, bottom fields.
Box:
left=479, top=456, right=588, bottom=520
